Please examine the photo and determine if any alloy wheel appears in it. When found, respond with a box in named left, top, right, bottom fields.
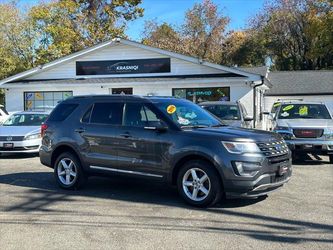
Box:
left=57, top=158, right=78, bottom=186
left=182, top=168, right=211, bottom=201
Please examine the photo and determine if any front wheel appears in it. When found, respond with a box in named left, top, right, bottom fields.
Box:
left=54, top=152, right=86, bottom=190
left=177, top=160, right=223, bottom=207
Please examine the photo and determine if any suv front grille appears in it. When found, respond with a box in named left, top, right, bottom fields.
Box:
left=0, top=136, right=25, bottom=141
left=257, top=140, right=289, bottom=157
left=293, top=129, right=323, bottom=138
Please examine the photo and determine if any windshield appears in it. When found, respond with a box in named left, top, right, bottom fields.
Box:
left=203, top=105, right=240, bottom=120
left=3, top=113, right=48, bottom=126
left=278, top=104, right=332, bottom=119
left=154, top=100, right=222, bottom=128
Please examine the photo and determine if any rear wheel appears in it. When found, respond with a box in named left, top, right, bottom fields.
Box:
left=177, top=160, right=222, bottom=207
left=54, top=152, right=86, bottom=190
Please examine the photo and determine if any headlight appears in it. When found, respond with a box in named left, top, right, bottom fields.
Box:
left=325, top=129, right=333, bottom=139
left=222, top=141, right=261, bottom=154
left=24, top=133, right=41, bottom=140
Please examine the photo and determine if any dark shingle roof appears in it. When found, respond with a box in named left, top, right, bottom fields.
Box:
left=238, top=66, right=268, bottom=77
left=265, top=70, right=333, bottom=96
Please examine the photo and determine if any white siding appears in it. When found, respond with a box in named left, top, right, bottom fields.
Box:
left=26, top=44, right=224, bottom=80
left=4, top=80, right=253, bottom=112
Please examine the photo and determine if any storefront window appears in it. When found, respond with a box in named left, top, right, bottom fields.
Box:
left=24, top=91, right=73, bottom=111
left=172, top=87, right=230, bottom=103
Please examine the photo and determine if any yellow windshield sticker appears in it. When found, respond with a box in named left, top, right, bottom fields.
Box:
left=299, top=106, right=308, bottom=116
left=167, top=105, right=176, bottom=114
left=273, top=102, right=281, bottom=107
left=282, top=105, right=294, bottom=111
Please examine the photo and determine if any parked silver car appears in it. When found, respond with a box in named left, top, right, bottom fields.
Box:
left=200, top=101, right=253, bottom=128
left=0, top=111, right=49, bottom=154
left=269, top=102, right=333, bottom=163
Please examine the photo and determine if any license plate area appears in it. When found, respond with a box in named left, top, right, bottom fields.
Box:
left=3, top=143, right=14, bottom=148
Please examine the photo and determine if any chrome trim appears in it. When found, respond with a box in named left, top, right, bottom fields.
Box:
left=252, top=177, right=291, bottom=191
left=90, top=165, right=163, bottom=178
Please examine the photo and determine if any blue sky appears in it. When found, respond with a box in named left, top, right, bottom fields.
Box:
left=12, top=0, right=265, bottom=41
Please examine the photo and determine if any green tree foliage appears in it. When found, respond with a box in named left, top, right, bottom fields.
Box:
left=142, top=0, right=229, bottom=63
left=250, top=0, right=333, bottom=70
left=30, top=0, right=143, bottom=64
left=0, top=0, right=143, bottom=79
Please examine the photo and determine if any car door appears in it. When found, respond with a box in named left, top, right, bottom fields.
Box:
left=78, top=101, right=125, bottom=169
left=116, top=101, right=170, bottom=177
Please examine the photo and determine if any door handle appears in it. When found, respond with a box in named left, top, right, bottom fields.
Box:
left=120, top=132, right=132, bottom=138
left=75, top=128, right=85, bottom=133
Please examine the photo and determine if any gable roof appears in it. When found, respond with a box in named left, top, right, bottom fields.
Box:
left=265, top=70, right=333, bottom=96
left=0, top=38, right=261, bottom=85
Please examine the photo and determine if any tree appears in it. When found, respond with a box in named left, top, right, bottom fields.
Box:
left=29, top=0, right=143, bottom=64
left=250, top=0, right=333, bottom=70
left=142, top=21, right=183, bottom=54
left=142, top=0, right=229, bottom=63
left=220, top=30, right=267, bottom=67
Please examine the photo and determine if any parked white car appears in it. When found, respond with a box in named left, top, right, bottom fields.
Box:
left=0, top=105, right=9, bottom=124
left=0, top=111, right=49, bottom=154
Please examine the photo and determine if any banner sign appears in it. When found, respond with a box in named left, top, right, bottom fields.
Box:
left=76, top=58, right=171, bottom=75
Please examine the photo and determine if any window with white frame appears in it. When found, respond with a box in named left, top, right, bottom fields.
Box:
left=24, top=91, right=73, bottom=111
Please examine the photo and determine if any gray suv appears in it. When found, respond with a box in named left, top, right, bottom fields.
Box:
left=40, top=95, right=292, bottom=207
left=270, top=102, right=333, bottom=163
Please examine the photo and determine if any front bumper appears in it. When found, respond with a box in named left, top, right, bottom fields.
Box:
left=285, top=139, right=333, bottom=155
left=0, top=139, right=41, bottom=153
left=222, top=153, right=292, bottom=199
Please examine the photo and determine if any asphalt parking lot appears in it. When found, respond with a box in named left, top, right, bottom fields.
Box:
left=0, top=154, right=332, bottom=249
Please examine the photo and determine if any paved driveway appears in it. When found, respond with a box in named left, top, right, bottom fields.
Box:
left=0, top=154, right=332, bottom=249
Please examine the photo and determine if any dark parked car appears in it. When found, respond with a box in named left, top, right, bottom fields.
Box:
left=200, top=101, right=253, bottom=128
left=40, top=95, right=292, bottom=207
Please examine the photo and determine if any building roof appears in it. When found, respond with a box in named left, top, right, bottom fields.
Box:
left=238, top=66, right=269, bottom=77
left=0, top=38, right=262, bottom=85
left=4, top=74, right=247, bottom=86
left=265, top=70, right=333, bottom=96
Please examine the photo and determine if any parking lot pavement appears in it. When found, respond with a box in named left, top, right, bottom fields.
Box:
left=0, top=155, right=332, bottom=250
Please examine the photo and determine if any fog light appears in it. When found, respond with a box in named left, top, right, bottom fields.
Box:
left=233, top=161, right=261, bottom=177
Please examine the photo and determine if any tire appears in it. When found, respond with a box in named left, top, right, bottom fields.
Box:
left=329, top=155, right=333, bottom=164
left=177, top=160, right=223, bottom=207
left=54, top=152, right=86, bottom=190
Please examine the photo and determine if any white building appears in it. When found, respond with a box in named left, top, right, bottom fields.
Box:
left=0, top=38, right=269, bottom=127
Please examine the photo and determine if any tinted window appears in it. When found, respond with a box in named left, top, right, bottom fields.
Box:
left=3, top=114, right=48, bottom=126
left=90, top=102, right=123, bottom=125
left=204, top=105, right=241, bottom=120
left=81, top=106, right=93, bottom=123
left=124, top=103, right=163, bottom=127
left=278, top=104, right=331, bottom=119
left=48, top=103, right=78, bottom=122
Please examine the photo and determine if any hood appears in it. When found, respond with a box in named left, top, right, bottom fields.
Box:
left=0, top=126, right=40, bottom=136
left=277, top=119, right=333, bottom=129
left=188, top=126, right=282, bottom=143
left=221, top=120, right=242, bottom=127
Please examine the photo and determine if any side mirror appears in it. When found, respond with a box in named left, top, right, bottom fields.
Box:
left=267, top=113, right=275, bottom=120
left=244, top=116, right=253, bottom=122
left=144, top=121, right=168, bottom=132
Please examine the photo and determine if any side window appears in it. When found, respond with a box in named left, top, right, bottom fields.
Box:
left=81, top=105, right=93, bottom=123
left=48, top=103, right=78, bottom=122
left=124, top=103, right=163, bottom=127
left=124, top=103, right=147, bottom=127
left=90, top=102, right=123, bottom=125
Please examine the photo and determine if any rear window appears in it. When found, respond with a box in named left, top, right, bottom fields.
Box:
left=90, top=102, right=123, bottom=125
left=48, top=103, right=78, bottom=122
